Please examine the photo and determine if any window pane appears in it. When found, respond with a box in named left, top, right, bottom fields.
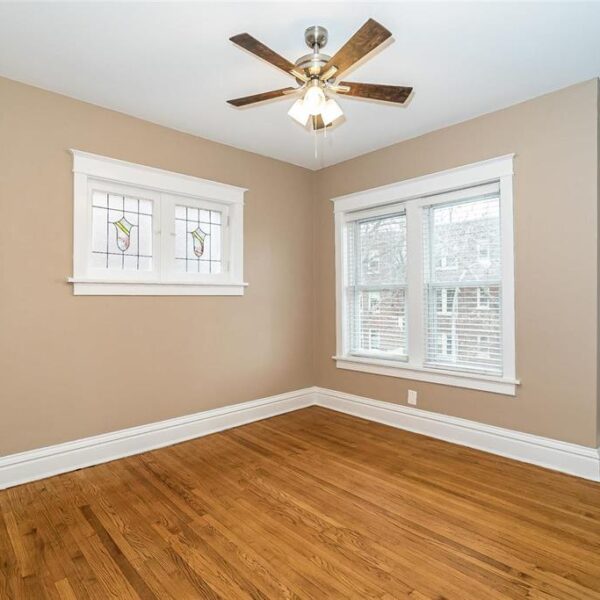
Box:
left=425, top=285, right=501, bottom=372
left=91, top=192, right=153, bottom=272
left=424, top=193, right=502, bottom=375
left=347, top=288, right=407, bottom=359
left=175, top=205, right=222, bottom=274
left=425, top=196, right=500, bottom=285
left=210, top=224, right=221, bottom=260
left=354, top=213, right=407, bottom=286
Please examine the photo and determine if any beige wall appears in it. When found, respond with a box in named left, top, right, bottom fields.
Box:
left=314, top=79, right=600, bottom=447
left=0, top=76, right=314, bottom=456
left=1, top=76, right=598, bottom=456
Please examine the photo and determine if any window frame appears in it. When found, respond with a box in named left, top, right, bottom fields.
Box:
left=69, top=150, right=247, bottom=296
left=333, top=155, right=518, bottom=395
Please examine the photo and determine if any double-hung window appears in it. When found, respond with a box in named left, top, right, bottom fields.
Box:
left=69, top=150, right=246, bottom=295
left=334, top=155, right=517, bottom=395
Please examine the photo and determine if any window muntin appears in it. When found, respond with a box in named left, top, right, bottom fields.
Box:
left=346, top=211, right=407, bottom=361
left=423, top=194, right=502, bottom=375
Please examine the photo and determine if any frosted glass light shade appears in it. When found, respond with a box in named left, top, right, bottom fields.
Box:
left=303, top=85, right=326, bottom=116
left=321, top=98, right=343, bottom=126
left=288, top=98, right=310, bottom=126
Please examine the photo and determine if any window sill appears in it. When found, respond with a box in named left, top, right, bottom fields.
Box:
left=67, top=278, right=248, bottom=296
left=333, top=355, right=519, bottom=395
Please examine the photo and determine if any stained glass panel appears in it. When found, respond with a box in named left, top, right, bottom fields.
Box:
left=91, top=191, right=153, bottom=271
left=175, top=205, right=223, bottom=274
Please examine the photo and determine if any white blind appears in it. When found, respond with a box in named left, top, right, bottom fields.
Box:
left=423, top=186, right=503, bottom=375
left=346, top=210, right=407, bottom=361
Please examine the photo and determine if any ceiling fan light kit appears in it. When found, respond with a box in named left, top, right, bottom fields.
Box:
left=321, top=98, right=343, bottom=126
left=303, top=80, right=327, bottom=115
left=228, top=19, right=413, bottom=132
left=288, top=98, right=310, bottom=126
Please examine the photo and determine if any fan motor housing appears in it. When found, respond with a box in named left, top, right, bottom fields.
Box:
left=304, top=25, right=328, bottom=50
left=295, top=26, right=332, bottom=80
left=294, top=52, right=331, bottom=78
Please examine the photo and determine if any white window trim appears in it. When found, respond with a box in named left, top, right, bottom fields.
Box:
left=332, top=154, right=518, bottom=396
left=68, top=150, right=247, bottom=295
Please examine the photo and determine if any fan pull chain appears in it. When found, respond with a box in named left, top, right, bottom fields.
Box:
left=321, top=124, right=327, bottom=168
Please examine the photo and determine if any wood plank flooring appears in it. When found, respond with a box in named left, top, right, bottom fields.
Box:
left=1, top=406, right=600, bottom=599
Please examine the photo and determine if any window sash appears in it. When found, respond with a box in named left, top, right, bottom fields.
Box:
left=86, top=179, right=162, bottom=282
left=346, top=283, right=408, bottom=362
left=422, top=191, right=503, bottom=375
left=161, top=194, right=231, bottom=283
left=344, top=210, right=408, bottom=362
left=424, top=284, right=503, bottom=375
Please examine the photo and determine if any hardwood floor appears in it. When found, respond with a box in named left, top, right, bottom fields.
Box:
left=1, top=407, right=600, bottom=599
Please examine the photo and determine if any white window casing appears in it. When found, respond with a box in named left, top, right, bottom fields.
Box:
left=333, top=155, right=518, bottom=395
left=69, top=150, right=247, bottom=295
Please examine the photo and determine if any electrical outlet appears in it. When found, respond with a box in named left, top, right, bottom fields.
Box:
left=407, top=390, right=418, bottom=405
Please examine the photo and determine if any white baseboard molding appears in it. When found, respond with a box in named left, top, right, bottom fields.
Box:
left=314, top=387, right=600, bottom=482
left=0, top=388, right=315, bottom=490
left=2, top=385, right=598, bottom=490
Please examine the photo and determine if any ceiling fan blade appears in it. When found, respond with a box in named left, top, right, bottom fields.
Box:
left=227, top=87, right=297, bottom=107
left=321, top=19, right=392, bottom=78
left=337, top=82, right=413, bottom=103
left=230, top=33, right=296, bottom=75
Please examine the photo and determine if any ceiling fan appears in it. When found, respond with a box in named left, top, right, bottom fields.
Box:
left=227, top=19, right=413, bottom=131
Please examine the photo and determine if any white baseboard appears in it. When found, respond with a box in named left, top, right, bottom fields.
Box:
left=314, top=387, right=600, bottom=482
left=0, top=388, right=315, bottom=490
left=2, top=385, right=598, bottom=490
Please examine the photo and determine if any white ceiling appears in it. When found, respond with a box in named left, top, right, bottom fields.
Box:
left=1, top=2, right=599, bottom=170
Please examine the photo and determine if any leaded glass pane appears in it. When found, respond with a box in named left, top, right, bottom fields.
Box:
left=210, top=224, right=221, bottom=260
left=175, top=204, right=223, bottom=274
left=91, top=191, right=153, bottom=271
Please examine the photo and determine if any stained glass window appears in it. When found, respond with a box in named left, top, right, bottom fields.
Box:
left=175, top=205, right=222, bottom=274
left=91, top=191, right=153, bottom=271
left=71, top=151, right=245, bottom=296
